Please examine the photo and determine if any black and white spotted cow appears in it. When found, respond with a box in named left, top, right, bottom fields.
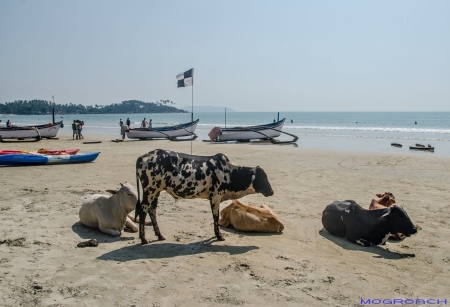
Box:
left=321, top=200, right=417, bottom=246
left=135, top=149, right=274, bottom=244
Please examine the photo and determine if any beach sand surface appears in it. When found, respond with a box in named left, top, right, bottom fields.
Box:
left=0, top=134, right=449, bottom=306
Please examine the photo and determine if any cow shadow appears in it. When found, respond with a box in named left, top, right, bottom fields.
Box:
left=219, top=227, right=284, bottom=237
left=98, top=238, right=259, bottom=261
left=71, top=221, right=136, bottom=243
left=319, top=228, right=415, bottom=260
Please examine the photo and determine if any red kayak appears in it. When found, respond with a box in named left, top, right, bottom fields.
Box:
left=0, top=148, right=80, bottom=155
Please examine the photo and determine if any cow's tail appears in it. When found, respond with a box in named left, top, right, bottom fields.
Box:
left=135, top=158, right=142, bottom=222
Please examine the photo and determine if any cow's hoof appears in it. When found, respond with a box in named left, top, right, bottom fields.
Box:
left=217, top=236, right=225, bottom=241
left=158, top=236, right=166, bottom=241
left=141, top=238, right=150, bottom=245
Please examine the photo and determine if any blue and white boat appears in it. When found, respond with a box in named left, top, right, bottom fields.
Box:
left=126, top=119, right=198, bottom=140
left=0, top=152, right=100, bottom=166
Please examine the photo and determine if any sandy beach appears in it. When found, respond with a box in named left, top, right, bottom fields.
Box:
left=1, top=134, right=449, bottom=306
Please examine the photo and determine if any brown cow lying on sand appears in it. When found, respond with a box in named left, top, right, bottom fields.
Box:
left=218, top=200, right=284, bottom=233
left=369, top=192, right=396, bottom=210
left=369, top=192, right=405, bottom=240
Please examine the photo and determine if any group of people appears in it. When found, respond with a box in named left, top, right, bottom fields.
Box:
left=141, top=117, right=152, bottom=128
left=119, top=118, right=131, bottom=129
left=72, top=120, right=84, bottom=140
left=119, top=118, right=132, bottom=140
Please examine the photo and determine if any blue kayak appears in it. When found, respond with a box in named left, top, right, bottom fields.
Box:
left=0, top=152, right=100, bottom=166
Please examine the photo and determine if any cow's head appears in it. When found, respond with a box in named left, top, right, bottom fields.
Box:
left=107, top=182, right=138, bottom=211
left=252, top=166, right=274, bottom=197
left=381, top=205, right=417, bottom=237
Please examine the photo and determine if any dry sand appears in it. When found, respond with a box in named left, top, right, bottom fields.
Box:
left=0, top=134, right=449, bottom=306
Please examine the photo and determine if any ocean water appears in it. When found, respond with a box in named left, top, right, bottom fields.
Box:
left=1, top=112, right=450, bottom=156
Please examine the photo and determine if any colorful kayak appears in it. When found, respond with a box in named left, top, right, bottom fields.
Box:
left=0, top=148, right=80, bottom=155
left=0, top=152, right=100, bottom=166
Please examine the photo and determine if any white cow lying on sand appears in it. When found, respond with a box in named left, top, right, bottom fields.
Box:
left=218, top=200, right=284, bottom=233
left=79, top=182, right=139, bottom=236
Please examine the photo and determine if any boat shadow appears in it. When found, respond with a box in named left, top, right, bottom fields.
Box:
left=98, top=237, right=259, bottom=261
left=319, top=228, right=415, bottom=259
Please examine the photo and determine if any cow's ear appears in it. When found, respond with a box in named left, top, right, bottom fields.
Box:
left=106, top=189, right=118, bottom=194
left=120, top=183, right=124, bottom=187
left=376, top=193, right=383, bottom=198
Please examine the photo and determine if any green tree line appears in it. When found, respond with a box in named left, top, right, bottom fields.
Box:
left=0, top=99, right=187, bottom=115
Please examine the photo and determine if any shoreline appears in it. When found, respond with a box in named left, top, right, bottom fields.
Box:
left=56, top=131, right=450, bottom=157
left=1, top=134, right=449, bottom=306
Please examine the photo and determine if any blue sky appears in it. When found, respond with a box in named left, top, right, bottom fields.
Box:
left=0, top=1, right=449, bottom=111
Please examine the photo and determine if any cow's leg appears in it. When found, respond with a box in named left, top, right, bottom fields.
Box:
left=125, top=216, right=139, bottom=232
left=210, top=196, right=224, bottom=241
left=139, top=190, right=152, bottom=244
left=99, top=226, right=121, bottom=236
left=347, top=236, right=373, bottom=247
left=148, top=192, right=165, bottom=241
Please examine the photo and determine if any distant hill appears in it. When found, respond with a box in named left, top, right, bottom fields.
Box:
left=179, top=105, right=236, bottom=113
left=0, top=99, right=187, bottom=115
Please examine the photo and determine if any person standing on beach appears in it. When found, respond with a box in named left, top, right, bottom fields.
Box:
left=72, top=120, right=78, bottom=140
left=149, top=119, right=152, bottom=128
left=142, top=118, right=148, bottom=128
left=126, top=118, right=131, bottom=128
left=77, top=121, right=84, bottom=139
left=119, top=119, right=124, bottom=127
left=6, top=119, right=11, bottom=127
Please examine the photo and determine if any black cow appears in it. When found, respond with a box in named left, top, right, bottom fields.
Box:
left=321, top=200, right=417, bottom=246
left=135, top=149, right=274, bottom=244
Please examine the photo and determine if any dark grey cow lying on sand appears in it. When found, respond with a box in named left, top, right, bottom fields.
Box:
left=322, top=200, right=417, bottom=247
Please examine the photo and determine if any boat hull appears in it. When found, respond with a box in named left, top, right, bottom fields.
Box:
left=0, top=121, right=62, bottom=139
left=0, top=152, right=100, bottom=166
left=409, top=146, right=434, bottom=152
left=218, top=119, right=286, bottom=141
left=126, top=120, right=198, bottom=139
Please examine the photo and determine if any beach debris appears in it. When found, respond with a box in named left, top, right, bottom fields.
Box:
left=0, top=237, right=27, bottom=247
left=83, top=141, right=102, bottom=144
left=77, top=239, right=99, bottom=248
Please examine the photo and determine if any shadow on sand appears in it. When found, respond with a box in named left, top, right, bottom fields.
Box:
left=98, top=237, right=259, bottom=261
left=319, top=228, right=415, bottom=260
left=71, top=221, right=136, bottom=243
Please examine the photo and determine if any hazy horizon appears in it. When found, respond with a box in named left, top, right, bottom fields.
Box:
left=1, top=1, right=449, bottom=112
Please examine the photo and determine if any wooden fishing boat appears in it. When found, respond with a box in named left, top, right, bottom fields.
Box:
left=0, top=148, right=79, bottom=155
left=0, top=121, right=63, bottom=140
left=204, top=118, right=298, bottom=144
left=391, top=143, right=402, bottom=148
left=126, top=119, right=198, bottom=141
left=409, top=146, right=434, bottom=152
left=0, top=152, right=100, bottom=166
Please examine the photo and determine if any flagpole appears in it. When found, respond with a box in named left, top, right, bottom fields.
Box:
left=191, top=84, right=193, bottom=122
left=191, top=74, right=194, bottom=154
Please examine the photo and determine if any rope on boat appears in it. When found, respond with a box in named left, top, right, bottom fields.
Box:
left=170, top=127, right=198, bottom=142
left=33, top=126, right=42, bottom=142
